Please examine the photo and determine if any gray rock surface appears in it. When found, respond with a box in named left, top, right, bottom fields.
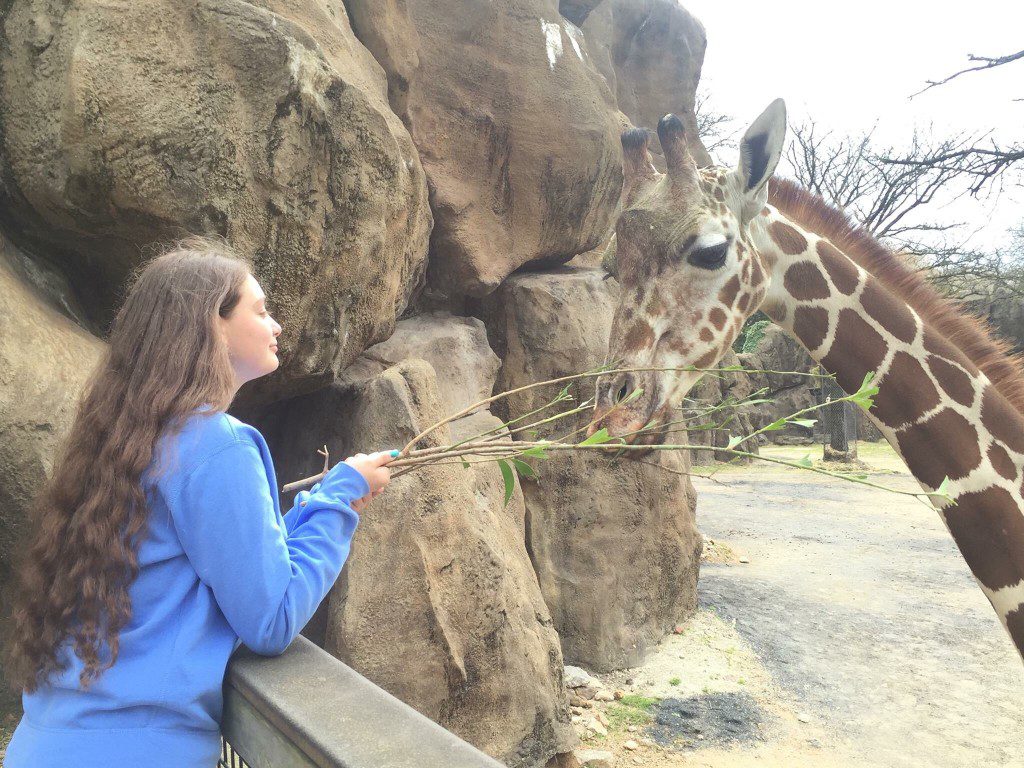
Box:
left=0, top=233, right=105, bottom=692
left=341, top=312, right=500, bottom=415
left=346, top=0, right=624, bottom=299
left=582, top=0, right=711, bottom=167
left=0, top=0, right=432, bottom=404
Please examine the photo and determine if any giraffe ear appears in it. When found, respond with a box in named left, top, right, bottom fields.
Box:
left=735, top=99, right=787, bottom=222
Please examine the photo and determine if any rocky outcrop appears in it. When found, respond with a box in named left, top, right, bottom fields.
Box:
left=581, top=0, right=711, bottom=167
left=737, top=325, right=818, bottom=444
left=478, top=266, right=702, bottom=672
left=686, top=348, right=761, bottom=465
left=346, top=0, right=624, bottom=299
left=0, top=233, right=106, bottom=692
left=246, top=324, right=574, bottom=767
left=0, top=0, right=432, bottom=404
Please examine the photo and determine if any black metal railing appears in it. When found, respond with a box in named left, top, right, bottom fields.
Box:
left=217, top=635, right=505, bottom=768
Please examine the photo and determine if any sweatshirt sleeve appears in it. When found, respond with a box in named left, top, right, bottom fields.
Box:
left=167, top=439, right=368, bottom=656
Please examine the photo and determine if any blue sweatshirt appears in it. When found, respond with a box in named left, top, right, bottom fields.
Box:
left=3, top=408, right=367, bottom=768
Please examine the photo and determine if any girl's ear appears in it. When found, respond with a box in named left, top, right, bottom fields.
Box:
left=732, top=99, right=787, bottom=225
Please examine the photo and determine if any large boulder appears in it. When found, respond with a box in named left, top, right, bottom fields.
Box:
left=581, top=0, right=711, bottom=167
left=339, top=312, right=500, bottom=415
left=0, top=0, right=432, bottom=404
left=244, top=344, right=574, bottom=766
left=346, top=0, right=624, bottom=299
left=0, top=233, right=106, bottom=695
left=478, top=266, right=702, bottom=671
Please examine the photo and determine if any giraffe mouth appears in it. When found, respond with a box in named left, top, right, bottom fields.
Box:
left=587, top=373, right=670, bottom=455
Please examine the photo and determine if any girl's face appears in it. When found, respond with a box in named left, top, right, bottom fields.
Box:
left=219, top=274, right=282, bottom=390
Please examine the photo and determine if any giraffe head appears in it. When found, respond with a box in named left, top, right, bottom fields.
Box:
left=593, top=99, right=788, bottom=445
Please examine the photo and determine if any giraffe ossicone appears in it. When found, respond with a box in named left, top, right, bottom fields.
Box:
left=593, top=98, right=1024, bottom=661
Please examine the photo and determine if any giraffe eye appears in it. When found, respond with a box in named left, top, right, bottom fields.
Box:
left=687, top=241, right=729, bottom=270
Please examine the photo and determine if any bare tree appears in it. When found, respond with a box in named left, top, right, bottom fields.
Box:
left=783, top=119, right=1017, bottom=300
left=889, top=48, right=1024, bottom=195
left=693, top=86, right=736, bottom=162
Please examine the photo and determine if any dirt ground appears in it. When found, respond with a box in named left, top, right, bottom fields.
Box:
left=574, top=442, right=1024, bottom=767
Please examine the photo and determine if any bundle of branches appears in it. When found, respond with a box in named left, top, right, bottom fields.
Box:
left=282, top=365, right=953, bottom=508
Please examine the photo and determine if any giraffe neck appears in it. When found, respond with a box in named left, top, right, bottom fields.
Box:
left=748, top=206, right=1024, bottom=659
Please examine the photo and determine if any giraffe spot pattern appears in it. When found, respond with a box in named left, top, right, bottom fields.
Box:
left=817, top=240, right=859, bottom=295
left=988, top=443, right=1017, bottom=480
left=667, top=336, right=692, bottom=355
left=694, top=349, right=718, bottom=368
left=622, top=321, right=655, bottom=352
left=821, top=309, right=887, bottom=395
left=861, top=278, right=917, bottom=344
left=792, top=306, right=829, bottom=351
left=981, top=387, right=1024, bottom=454
left=709, top=307, right=727, bottom=330
left=769, top=221, right=808, bottom=255
left=699, top=327, right=713, bottom=342
left=738, top=293, right=751, bottom=313
left=871, top=352, right=940, bottom=429
left=897, top=409, right=981, bottom=488
left=750, top=259, right=764, bottom=287
left=783, top=262, right=830, bottom=301
left=923, top=331, right=978, bottom=375
left=741, top=260, right=751, bottom=283
left=943, top=486, right=1024, bottom=592
left=927, top=355, right=975, bottom=407
left=719, top=276, right=741, bottom=308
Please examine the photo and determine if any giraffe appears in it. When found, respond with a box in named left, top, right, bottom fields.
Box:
left=592, top=99, right=1024, bottom=660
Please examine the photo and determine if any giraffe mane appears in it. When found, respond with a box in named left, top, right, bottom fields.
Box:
left=767, top=176, right=1024, bottom=417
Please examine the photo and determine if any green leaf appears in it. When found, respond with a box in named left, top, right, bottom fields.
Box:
left=580, top=428, right=613, bottom=446
left=522, top=445, right=549, bottom=459
left=796, top=454, right=813, bottom=468
left=497, top=459, right=516, bottom=507
left=936, top=476, right=950, bottom=497
left=726, top=434, right=744, bottom=450
left=461, top=459, right=471, bottom=469
left=511, top=458, right=536, bottom=478
left=850, top=371, right=880, bottom=411
left=790, top=418, right=817, bottom=429
left=763, top=419, right=787, bottom=432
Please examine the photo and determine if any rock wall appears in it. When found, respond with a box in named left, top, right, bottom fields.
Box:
left=0, top=0, right=432, bottom=404
left=0, top=231, right=106, bottom=702
left=347, top=0, right=625, bottom=299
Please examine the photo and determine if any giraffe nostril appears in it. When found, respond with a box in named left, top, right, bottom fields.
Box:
left=614, top=376, right=633, bottom=404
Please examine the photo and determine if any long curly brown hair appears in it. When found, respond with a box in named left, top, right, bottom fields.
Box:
left=4, top=237, right=252, bottom=693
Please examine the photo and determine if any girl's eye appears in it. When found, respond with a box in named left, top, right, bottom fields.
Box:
left=687, top=242, right=729, bottom=270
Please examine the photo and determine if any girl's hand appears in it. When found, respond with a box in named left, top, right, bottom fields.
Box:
left=344, top=450, right=397, bottom=509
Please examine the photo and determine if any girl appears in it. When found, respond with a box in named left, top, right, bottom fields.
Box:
left=2, top=238, right=392, bottom=767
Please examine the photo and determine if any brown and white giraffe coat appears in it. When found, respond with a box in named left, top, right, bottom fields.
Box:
left=752, top=191, right=1024, bottom=653
left=596, top=100, right=1024, bottom=660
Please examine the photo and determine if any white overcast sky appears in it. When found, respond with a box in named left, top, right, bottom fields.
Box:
left=684, top=0, right=1023, bottom=251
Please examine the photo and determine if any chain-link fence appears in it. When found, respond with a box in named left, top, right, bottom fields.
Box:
left=817, top=377, right=859, bottom=455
